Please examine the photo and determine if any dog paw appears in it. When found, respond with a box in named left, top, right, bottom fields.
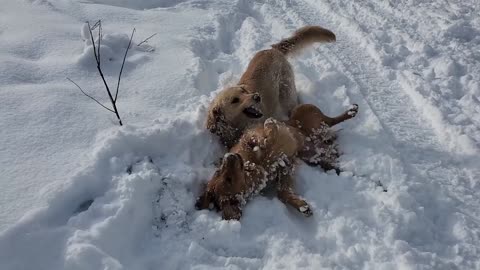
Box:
left=299, top=205, right=313, bottom=217
left=195, top=196, right=215, bottom=210
left=347, top=104, right=359, bottom=118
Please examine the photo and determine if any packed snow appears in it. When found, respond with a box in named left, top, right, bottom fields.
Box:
left=0, top=0, right=479, bottom=269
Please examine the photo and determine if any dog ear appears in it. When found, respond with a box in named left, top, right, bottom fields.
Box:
left=206, top=106, right=222, bottom=133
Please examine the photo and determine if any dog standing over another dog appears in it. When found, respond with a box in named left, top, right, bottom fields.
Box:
left=206, top=26, right=336, bottom=148
left=199, top=25, right=361, bottom=220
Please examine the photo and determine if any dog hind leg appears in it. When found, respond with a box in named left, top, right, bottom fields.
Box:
left=316, top=104, right=359, bottom=127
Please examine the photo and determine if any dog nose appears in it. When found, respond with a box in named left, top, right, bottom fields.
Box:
left=252, top=93, right=261, bottom=103
left=223, top=153, right=238, bottom=166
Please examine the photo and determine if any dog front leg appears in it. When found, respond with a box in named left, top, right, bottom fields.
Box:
left=195, top=187, right=214, bottom=210
left=318, top=161, right=341, bottom=175
left=221, top=203, right=242, bottom=220
left=276, top=175, right=312, bottom=217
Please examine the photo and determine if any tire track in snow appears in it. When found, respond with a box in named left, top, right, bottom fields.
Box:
left=311, top=0, right=480, bottom=152
left=293, top=0, right=480, bottom=220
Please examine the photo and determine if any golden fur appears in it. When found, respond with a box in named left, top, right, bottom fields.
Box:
left=196, top=103, right=358, bottom=220
left=289, top=103, right=359, bottom=172
left=206, top=26, right=336, bottom=148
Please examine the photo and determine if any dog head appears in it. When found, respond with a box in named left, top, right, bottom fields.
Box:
left=195, top=153, right=246, bottom=220
left=233, top=119, right=281, bottom=164
left=262, top=118, right=299, bottom=159
left=206, top=86, right=263, bottom=147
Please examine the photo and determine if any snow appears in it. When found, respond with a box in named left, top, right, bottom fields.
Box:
left=0, top=0, right=479, bottom=269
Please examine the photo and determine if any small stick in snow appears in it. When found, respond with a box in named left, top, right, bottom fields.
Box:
left=97, top=20, right=102, bottom=65
left=137, top=33, right=157, bottom=47
left=115, top=28, right=136, bottom=102
left=66, top=77, right=114, bottom=113
left=90, top=20, right=101, bottom=31
left=67, top=20, right=136, bottom=126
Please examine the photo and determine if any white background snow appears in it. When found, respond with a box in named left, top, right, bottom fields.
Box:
left=1, top=0, right=479, bottom=269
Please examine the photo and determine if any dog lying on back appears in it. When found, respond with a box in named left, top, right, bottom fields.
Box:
left=206, top=26, right=336, bottom=148
left=196, top=103, right=358, bottom=220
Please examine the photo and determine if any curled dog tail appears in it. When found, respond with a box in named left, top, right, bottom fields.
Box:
left=271, top=26, right=336, bottom=55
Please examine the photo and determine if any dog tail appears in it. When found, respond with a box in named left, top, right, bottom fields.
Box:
left=271, top=26, right=336, bottom=55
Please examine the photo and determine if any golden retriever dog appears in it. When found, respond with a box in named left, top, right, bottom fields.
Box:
left=196, top=103, right=358, bottom=220
left=206, top=26, right=336, bottom=148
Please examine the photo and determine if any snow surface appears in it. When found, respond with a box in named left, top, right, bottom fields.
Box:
left=1, top=0, right=479, bottom=269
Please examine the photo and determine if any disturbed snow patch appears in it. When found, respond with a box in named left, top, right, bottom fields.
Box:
left=0, top=110, right=222, bottom=270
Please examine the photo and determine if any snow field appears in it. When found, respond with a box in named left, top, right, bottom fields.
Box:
left=0, top=0, right=211, bottom=229
left=0, top=0, right=479, bottom=269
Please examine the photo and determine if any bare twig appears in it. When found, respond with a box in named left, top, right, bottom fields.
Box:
left=137, top=33, right=157, bottom=47
left=90, top=20, right=101, bottom=31
left=87, top=21, right=124, bottom=126
left=97, top=20, right=102, bottom=65
left=70, top=21, right=137, bottom=126
left=115, top=28, right=136, bottom=102
left=67, top=77, right=115, bottom=113
left=87, top=21, right=99, bottom=64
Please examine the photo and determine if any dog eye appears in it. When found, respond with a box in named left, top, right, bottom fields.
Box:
left=231, top=97, right=240, bottom=104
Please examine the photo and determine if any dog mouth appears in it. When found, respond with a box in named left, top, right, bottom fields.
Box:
left=243, top=106, right=263, bottom=119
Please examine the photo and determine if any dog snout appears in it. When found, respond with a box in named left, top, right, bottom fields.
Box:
left=252, top=93, right=261, bottom=103
left=223, top=153, right=239, bottom=168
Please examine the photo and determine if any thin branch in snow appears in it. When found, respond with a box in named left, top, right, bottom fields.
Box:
left=90, top=20, right=101, bottom=31
left=68, top=21, right=135, bottom=126
left=137, top=33, right=157, bottom=46
left=87, top=21, right=99, bottom=64
left=97, top=20, right=102, bottom=65
left=67, top=77, right=115, bottom=113
left=88, top=21, right=123, bottom=125
left=115, top=28, right=136, bottom=102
